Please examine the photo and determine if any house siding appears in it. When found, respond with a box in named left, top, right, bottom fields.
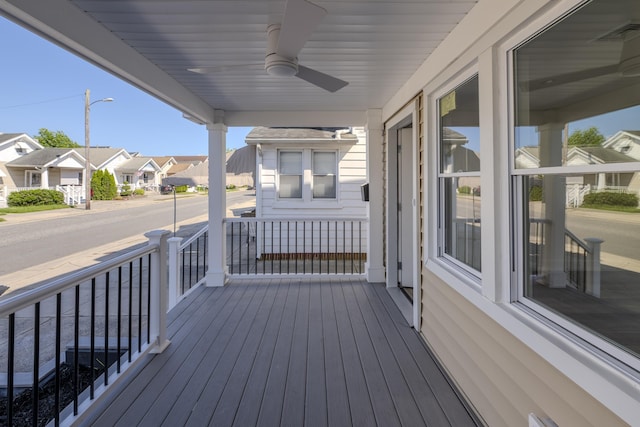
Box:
left=420, top=269, right=627, bottom=427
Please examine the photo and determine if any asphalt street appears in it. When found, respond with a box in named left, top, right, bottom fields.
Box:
left=0, top=190, right=255, bottom=293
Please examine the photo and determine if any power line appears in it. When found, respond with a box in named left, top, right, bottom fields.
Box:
left=0, top=93, right=83, bottom=110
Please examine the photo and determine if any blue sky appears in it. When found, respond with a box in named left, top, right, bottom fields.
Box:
left=0, top=17, right=252, bottom=155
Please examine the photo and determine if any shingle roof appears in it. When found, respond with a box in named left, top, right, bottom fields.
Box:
left=117, top=157, right=159, bottom=173
left=6, top=148, right=79, bottom=167
left=172, top=155, right=208, bottom=164
left=152, top=156, right=175, bottom=167
left=0, top=133, right=26, bottom=144
left=245, top=127, right=355, bottom=142
left=72, top=147, right=127, bottom=167
left=167, top=163, right=193, bottom=175
left=575, top=146, right=636, bottom=163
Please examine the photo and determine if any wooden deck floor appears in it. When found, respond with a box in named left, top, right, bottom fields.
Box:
left=89, top=278, right=480, bottom=426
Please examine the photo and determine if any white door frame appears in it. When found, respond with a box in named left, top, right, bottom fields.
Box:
left=385, top=100, right=420, bottom=328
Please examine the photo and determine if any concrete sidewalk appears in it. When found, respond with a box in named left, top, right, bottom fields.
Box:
left=0, top=191, right=255, bottom=296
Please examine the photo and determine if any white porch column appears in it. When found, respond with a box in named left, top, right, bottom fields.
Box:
left=206, top=117, right=228, bottom=286
left=365, top=109, right=386, bottom=282
left=539, top=123, right=567, bottom=288
left=40, top=169, right=49, bottom=188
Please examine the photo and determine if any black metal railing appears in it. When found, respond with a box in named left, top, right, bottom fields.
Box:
left=179, top=227, right=208, bottom=294
left=565, top=230, right=590, bottom=291
left=0, top=237, right=167, bottom=426
left=225, top=217, right=368, bottom=276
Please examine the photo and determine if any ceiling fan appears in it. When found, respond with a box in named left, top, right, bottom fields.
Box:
left=188, top=0, right=348, bottom=93
left=524, top=22, right=640, bottom=92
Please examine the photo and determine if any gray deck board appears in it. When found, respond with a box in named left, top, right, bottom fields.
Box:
left=90, top=278, right=479, bottom=427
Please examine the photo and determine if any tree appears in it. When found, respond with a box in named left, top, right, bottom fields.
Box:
left=568, top=126, right=605, bottom=147
left=34, top=128, right=80, bottom=148
left=91, top=169, right=117, bottom=200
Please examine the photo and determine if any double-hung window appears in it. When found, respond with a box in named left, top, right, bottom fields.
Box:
left=312, top=151, right=337, bottom=199
left=277, top=149, right=338, bottom=201
left=512, top=0, right=640, bottom=367
left=437, top=75, right=481, bottom=273
left=278, top=151, right=303, bottom=199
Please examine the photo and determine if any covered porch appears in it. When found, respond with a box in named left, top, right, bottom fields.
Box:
left=87, top=278, right=478, bottom=427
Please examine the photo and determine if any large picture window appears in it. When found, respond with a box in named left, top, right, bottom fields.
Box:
left=438, top=75, right=481, bottom=272
left=513, top=0, right=640, bottom=365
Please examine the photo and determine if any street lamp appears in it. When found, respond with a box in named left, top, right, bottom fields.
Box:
left=85, top=89, right=113, bottom=210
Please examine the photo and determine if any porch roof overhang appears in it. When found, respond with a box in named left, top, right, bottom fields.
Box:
left=0, top=0, right=480, bottom=127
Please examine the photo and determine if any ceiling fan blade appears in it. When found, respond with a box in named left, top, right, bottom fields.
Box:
left=296, top=65, right=348, bottom=92
left=276, top=0, right=327, bottom=59
left=188, top=64, right=264, bottom=74
left=524, top=64, right=619, bottom=91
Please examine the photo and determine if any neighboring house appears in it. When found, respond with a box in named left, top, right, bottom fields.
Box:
left=162, top=160, right=209, bottom=190
left=226, top=145, right=255, bottom=188
left=515, top=130, right=640, bottom=196
left=151, top=156, right=178, bottom=180
left=246, top=127, right=367, bottom=256
left=246, top=127, right=367, bottom=219
left=0, top=133, right=44, bottom=189
left=5, top=148, right=87, bottom=189
left=115, top=157, right=162, bottom=189
left=73, top=147, right=132, bottom=185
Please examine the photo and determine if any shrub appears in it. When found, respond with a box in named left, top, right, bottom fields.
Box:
left=529, top=185, right=543, bottom=201
left=226, top=183, right=236, bottom=190
left=458, top=186, right=471, bottom=194
left=120, top=181, right=132, bottom=197
left=133, top=188, right=145, bottom=196
left=582, top=191, right=638, bottom=207
left=174, top=185, right=188, bottom=193
left=91, top=170, right=117, bottom=200
left=8, top=189, right=64, bottom=206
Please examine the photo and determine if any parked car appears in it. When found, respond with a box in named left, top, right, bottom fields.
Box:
left=160, top=185, right=174, bottom=195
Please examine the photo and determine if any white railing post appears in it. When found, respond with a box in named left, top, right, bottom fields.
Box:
left=168, top=236, right=183, bottom=310
left=145, top=229, right=171, bottom=353
left=585, top=237, right=604, bottom=298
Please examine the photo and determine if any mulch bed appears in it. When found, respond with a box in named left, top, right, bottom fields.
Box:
left=0, top=363, right=103, bottom=427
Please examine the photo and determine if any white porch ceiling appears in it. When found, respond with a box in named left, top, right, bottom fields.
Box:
left=0, top=0, right=478, bottom=126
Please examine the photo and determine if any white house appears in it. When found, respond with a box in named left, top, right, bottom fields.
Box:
left=246, top=127, right=367, bottom=218
left=3, top=0, right=640, bottom=425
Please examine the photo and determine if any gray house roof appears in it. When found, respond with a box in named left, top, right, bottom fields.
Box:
left=117, top=157, right=161, bottom=173
left=73, top=147, right=129, bottom=168
left=0, top=133, right=26, bottom=144
left=572, top=146, right=636, bottom=164
left=245, top=127, right=357, bottom=143
left=6, top=148, right=83, bottom=167
left=163, top=160, right=209, bottom=186
left=226, top=145, right=255, bottom=175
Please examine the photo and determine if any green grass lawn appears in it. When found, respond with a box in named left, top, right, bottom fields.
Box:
left=0, top=204, right=71, bottom=214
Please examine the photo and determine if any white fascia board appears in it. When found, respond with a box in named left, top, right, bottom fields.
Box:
left=224, top=110, right=367, bottom=127
left=0, top=0, right=213, bottom=124
left=44, top=151, right=86, bottom=168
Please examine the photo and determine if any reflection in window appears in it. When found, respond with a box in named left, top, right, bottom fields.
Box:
left=438, top=75, right=481, bottom=272
left=513, top=0, right=640, bottom=360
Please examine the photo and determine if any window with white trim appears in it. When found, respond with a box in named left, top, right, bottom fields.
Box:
left=277, top=149, right=338, bottom=201
left=437, top=75, right=481, bottom=273
left=512, top=0, right=640, bottom=366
